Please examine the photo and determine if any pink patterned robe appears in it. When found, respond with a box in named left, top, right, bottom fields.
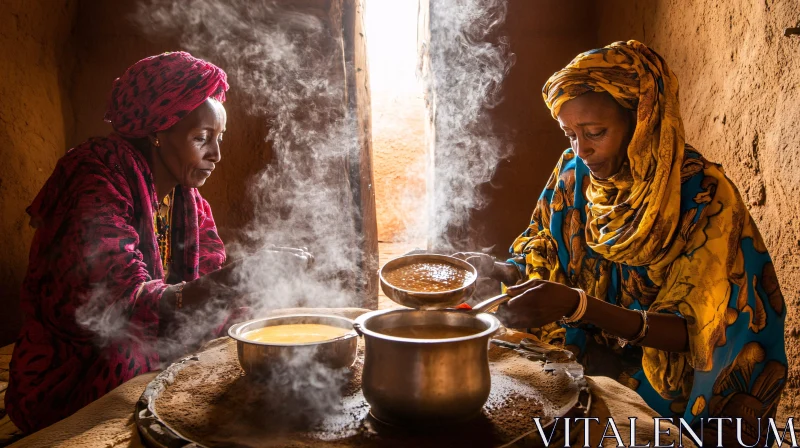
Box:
left=5, top=134, right=226, bottom=432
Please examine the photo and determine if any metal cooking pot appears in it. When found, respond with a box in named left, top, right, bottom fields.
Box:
left=353, top=306, right=503, bottom=426
left=228, top=314, right=358, bottom=377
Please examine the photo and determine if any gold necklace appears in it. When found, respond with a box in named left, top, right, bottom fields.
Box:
left=154, top=189, right=175, bottom=276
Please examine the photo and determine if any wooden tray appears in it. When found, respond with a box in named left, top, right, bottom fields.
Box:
left=136, top=330, right=589, bottom=448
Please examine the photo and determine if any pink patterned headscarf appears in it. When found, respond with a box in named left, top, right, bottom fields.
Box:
left=104, top=51, right=229, bottom=139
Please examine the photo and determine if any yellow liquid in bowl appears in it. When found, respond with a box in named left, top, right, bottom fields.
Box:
left=243, top=324, right=353, bottom=344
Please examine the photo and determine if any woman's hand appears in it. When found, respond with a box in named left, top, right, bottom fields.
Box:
left=495, top=278, right=690, bottom=352
left=452, top=252, right=522, bottom=285
left=493, top=278, right=580, bottom=329
left=161, top=245, right=315, bottom=314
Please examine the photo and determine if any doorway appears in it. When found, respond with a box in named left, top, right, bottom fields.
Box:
left=364, top=0, right=429, bottom=307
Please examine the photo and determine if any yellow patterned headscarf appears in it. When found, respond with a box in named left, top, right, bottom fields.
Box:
left=542, top=40, right=685, bottom=269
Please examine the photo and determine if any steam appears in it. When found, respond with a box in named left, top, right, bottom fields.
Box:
left=137, top=0, right=365, bottom=317
left=75, top=285, right=141, bottom=346
left=236, top=347, right=353, bottom=429
left=423, top=0, right=515, bottom=250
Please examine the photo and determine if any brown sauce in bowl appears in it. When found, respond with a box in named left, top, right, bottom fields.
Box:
left=383, top=261, right=473, bottom=292
left=379, top=324, right=480, bottom=339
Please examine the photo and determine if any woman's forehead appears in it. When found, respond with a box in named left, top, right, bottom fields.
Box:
left=558, top=92, right=623, bottom=125
left=174, top=99, right=227, bottom=131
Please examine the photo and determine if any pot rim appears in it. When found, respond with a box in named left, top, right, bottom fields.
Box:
left=378, top=254, right=478, bottom=297
left=228, top=314, right=358, bottom=347
left=353, top=308, right=501, bottom=344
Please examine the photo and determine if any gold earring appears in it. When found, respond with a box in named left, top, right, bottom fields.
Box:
left=154, top=138, right=160, bottom=147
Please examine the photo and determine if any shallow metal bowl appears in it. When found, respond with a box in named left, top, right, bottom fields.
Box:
left=228, top=314, right=358, bottom=377
left=378, top=254, right=477, bottom=310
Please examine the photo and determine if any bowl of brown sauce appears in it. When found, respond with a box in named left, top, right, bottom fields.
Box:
left=228, top=314, right=358, bottom=377
left=378, top=254, right=477, bottom=309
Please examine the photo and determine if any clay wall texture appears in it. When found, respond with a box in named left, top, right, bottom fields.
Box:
left=595, top=0, right=800, bottom=419
left=372, top=93, right=427, bottom=242
left=0, top=0, right=78, bottom=344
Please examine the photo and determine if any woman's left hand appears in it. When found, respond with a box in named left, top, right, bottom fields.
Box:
left=494, top=278, right=580, bottom=329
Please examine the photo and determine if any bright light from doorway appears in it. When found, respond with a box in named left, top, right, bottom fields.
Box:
left=365, top=0, right=421, bottom=95
left=364, top=0, right=428, bottom=247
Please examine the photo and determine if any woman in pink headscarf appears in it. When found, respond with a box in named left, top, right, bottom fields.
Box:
left=3, top=52, right=311, bottom=434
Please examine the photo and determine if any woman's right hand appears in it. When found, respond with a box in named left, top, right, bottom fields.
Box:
left=161, top=259, right=242, bottom=313
left=162, top=245, right=315, bottom=313
left=494, top=278, right=579, bottom=329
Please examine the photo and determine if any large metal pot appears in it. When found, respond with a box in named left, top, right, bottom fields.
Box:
left=228, top=314, right=358, bottom=377
left=353, top=308, right=502, bottom=426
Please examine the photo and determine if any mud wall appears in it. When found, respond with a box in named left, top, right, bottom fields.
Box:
left=0, top=0, right=78, bottom=345
left=596, top=0, right=800, bottom=420
left=372, top=93, right=427, bottom=242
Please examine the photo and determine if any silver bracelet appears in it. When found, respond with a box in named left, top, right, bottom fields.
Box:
left=603, top=309, right=649, bottom=348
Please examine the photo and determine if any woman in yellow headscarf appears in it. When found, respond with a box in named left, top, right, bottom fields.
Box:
left=488, top=40, right=786, bottom=443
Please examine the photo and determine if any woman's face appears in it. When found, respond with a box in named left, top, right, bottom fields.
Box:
left=153, top=98, right=227, bottom=188
left=557, top=92, right=635, bottom=179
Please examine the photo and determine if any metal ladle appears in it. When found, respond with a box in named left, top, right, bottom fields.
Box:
left=379, top=253, right=512, bottom=313
left=467, top=292, right=511, bottom=315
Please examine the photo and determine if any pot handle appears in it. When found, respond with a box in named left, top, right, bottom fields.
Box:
left=469, top=293, right=510, bottom=315
left=353, top=322, right=364, bottom=337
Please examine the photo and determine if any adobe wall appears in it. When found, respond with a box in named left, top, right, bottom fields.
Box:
left=372, top=93, right=427, bottom=243
left=0, top=0, right=77, bottom=345
left=596, top=0, right=800, bottom=420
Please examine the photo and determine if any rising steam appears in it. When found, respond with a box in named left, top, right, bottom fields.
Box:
left=423, top=0, right=515, bottom=250
left=139, top=0, right=515, bottom=256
